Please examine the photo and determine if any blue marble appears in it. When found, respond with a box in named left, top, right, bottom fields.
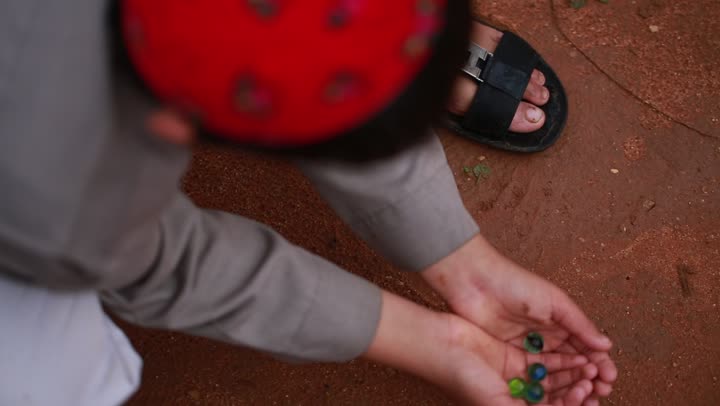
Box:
left=528, top=363, right=547, bottom=382
left=524, top=381, right=545, bottom=404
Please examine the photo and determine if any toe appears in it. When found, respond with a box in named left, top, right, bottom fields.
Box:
left=449, top=76, right=549, bottom=134
left=509, top=102, right=545, bottom=133
left=524, top=79, right=550, bottom=107
left=532, top=69, right=546, bottom=86
left=449, top=23, right=552, bottom=135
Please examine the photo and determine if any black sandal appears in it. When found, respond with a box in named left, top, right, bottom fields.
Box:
left=446, top=29, right=568, bottom=152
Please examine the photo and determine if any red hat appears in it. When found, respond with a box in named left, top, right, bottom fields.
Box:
left=121, top=0, right=447, bottom=147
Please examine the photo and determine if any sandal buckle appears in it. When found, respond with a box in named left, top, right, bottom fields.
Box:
left=462, top=42, right=493, bottom=82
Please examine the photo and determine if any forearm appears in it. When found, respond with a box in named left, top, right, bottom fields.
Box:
left=421, top=233, right=503, bottom=298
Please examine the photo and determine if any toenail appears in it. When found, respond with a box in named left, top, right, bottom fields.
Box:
left=542, top=87, right=549, bottom=100
left=526, top=106, right=543, bottom=123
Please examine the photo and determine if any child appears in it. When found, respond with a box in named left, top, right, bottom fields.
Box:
left=0, top=1, right=615, bottom=404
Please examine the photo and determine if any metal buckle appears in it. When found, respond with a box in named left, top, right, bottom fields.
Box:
left=461, top=42, right=493, bottom=82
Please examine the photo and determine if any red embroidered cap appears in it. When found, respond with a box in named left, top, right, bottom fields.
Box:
left=121, top=0, right=447, bottom=147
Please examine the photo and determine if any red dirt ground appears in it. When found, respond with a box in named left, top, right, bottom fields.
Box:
left=123, top=1, right=720, bottom=404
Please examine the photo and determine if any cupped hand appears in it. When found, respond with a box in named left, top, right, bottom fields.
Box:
left=422, top=235, right=617, bottom=403
left=440, top=313, right=597, bottom=406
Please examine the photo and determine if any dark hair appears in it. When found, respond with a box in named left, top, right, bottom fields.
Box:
left=111, top=1, right=471, bottom=163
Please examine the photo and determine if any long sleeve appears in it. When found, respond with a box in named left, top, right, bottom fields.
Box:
left=101, top=195, right=381, bottom=362
left=0, top=0, right=380, bottom=363
left=298, top=133, right=479, bottom=272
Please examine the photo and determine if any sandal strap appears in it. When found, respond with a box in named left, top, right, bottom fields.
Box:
left=461, top=42, right=493, bottom=82
left=461, top=32, right=540, bottom=135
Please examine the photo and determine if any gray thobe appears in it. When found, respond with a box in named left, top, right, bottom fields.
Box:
left=0, top=1, right=478, bottom=404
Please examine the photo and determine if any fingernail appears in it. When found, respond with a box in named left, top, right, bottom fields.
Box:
left=526, top=106, right=543, bottom=123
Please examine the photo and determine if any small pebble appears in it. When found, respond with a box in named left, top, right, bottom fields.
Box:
left=524, top=381, right=544, bottom=404
left=524, top=332, right=544, bottom=354
left=649, top=25, right=660, bottom=32
left=610, top=168, right=620, bottom=174
left=643, top=199, right=656, bottom=211
left=508, top=377, right=527, bottom=398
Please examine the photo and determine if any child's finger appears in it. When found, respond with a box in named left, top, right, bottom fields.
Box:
left=593, top=380, right=614, bottom=397
left=527, top=352, right=588, bottom=372
left=588, top=352, right=618, bottom=384
left=543, top=364, right=595, bottom=393
left=553, top=341, right=582, bottom=355
left=567, top=337, right=617, bottom=385
left=501, top=398, right=529, bottom=406
left=550, top=379, right=594, bottom=406
left=582, top=396, right=600, bottom=406
left=544, top=368, right=585, bottom=392
left=551, top=291, right=613, bottom=352
left=474, top=393, right=527, bottom=406
left=549, top=387, right=569, bottom=402
left=581, top=363, right=599, bottom=381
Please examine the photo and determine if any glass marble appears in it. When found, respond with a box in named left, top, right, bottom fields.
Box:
left=528, top=363, right=547, bottom=382
left=524, top=381, right=545, bottom=404
left=523, top=332, right=544, bottom=354
left=507, top=377, right=527, bottom=398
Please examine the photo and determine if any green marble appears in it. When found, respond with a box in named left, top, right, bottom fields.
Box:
left=523, top=332, right=544, bottom=354
left=528, top=363, right=547, bottom=382
left=524, top=381, right=545, bottom=404
left=507, top=377, right=527, bottom=398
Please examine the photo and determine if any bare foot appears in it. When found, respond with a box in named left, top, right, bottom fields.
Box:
left=448, top=22, right=549, bottom=133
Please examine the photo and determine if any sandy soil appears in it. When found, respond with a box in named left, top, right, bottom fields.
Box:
left=123, top=1, right=720, bottom=404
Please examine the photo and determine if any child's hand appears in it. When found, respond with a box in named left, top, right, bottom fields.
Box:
left=422, top=234, right=617, bottom=403
left=440, top=313, right=598, bottom=405
left=364, top=291, right=597, bottom=405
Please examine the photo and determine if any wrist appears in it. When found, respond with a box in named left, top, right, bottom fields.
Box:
left=364, top=290, right=507, bottom=403
left=363, top=291, right=453, bottom=384
left=420, top=234, right=501, bottom=301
